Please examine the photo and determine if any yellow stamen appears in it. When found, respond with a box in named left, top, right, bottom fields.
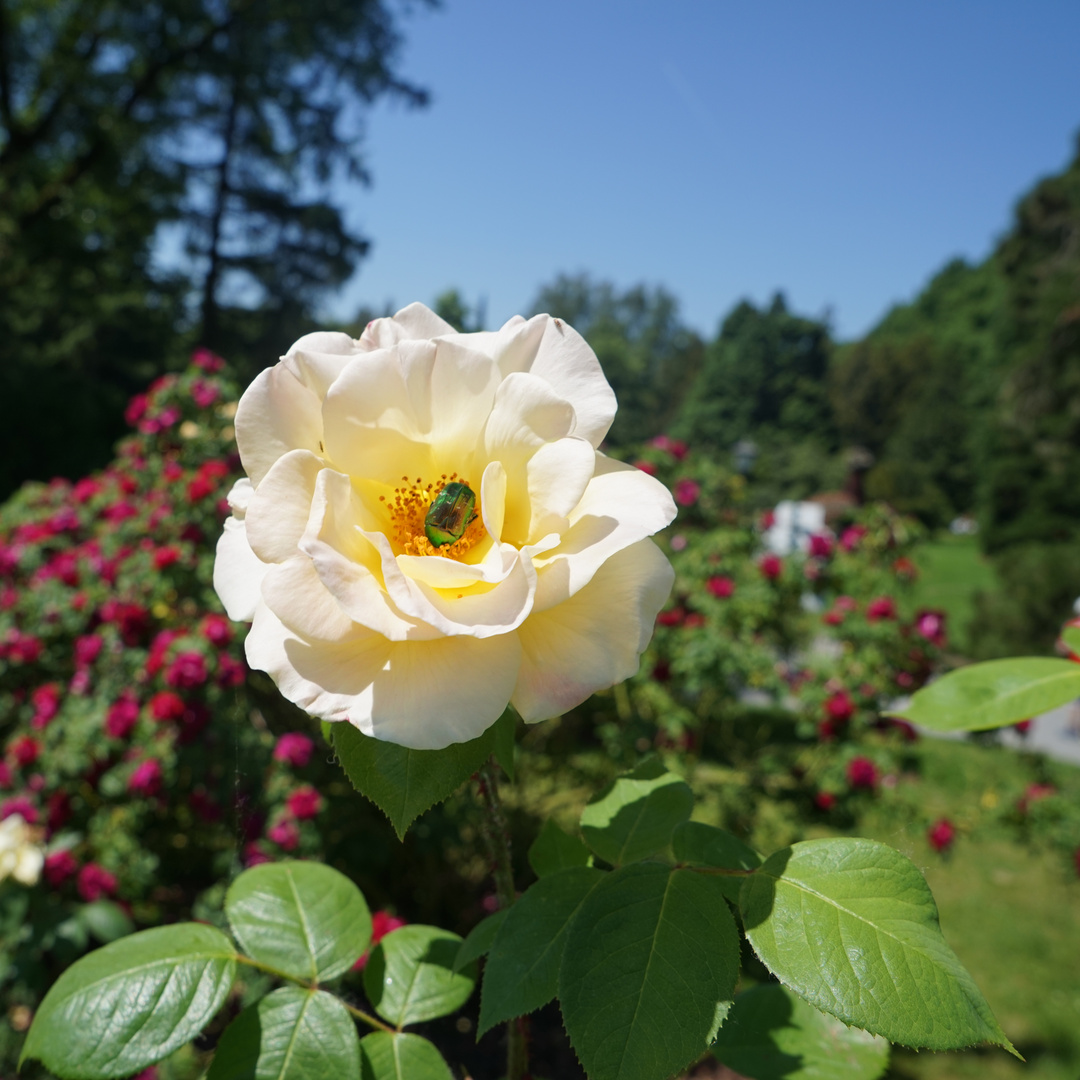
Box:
left=383, top=472, right=486, bottom=559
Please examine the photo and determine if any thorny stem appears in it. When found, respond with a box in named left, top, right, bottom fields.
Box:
left=476, top=756, right=528, bottom=1080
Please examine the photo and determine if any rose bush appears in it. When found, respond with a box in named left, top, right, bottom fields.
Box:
left=215, top=303, right=677, bottom=749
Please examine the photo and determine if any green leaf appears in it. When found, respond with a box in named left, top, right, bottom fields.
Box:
left=332, top=721, right=500, bottom=839
left=559, top=863, right=740, bottom=1080
left=363, top=925, right=476, bottom=1027
left=208, top=986, right=360, bottom=1079
left=712, top=983, right=890, bottom=1080
left=453, top=909, right=508, bottom=973
left=359, top=1032, right=454, bottom=1080
left=226, top=860, right=371, bottom=982
left=478, top=866, right=605, bottom=1036
left=528, top=819, right=592, bottom=878
left=890, top=657, right=1080, bottom=732
left=673, top=821, right=761, bottom=903
left=740, top=838, right=1016, bottom=1054
left=491, top=708, right=517, bottom=782
left=1063, top=624, right=1080, bottom=656
left=77, top=901, right=135, bottom=944
left=21, top=923, right=236, bottom=1079
left=579, top=757, right=694, bottom=866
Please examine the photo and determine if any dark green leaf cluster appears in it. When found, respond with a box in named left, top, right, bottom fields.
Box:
left=21, top=860, right=471, bottom=1080
left=460, top=758, right=1015, bottom=1080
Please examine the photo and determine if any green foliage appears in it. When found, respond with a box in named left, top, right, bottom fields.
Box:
left=359, top=1032, right=455, bottom=1080
left=225, top=860, right=372, bottom=982
left=672, top=821, right=761, bottom=902
left=892, top=657, right=1080, bottom=732
left=363, top=925, right=477, bottom=1028
left=452, top=909, right=507, bottom=972
left=740, top=838, right=1016, bottom=1054
left=478, top=866, right=604, bottom=1036
left=579, top=756, right=693, bottom=865
left=207, top=987, right=360, bottom=1080
left=332, top=712, right=514, bottom=838
left=559, top=864, right=739, bottom=1080
left=0, top=0, right=429, bottom=493
left=527, top=819, right=592, bottom=877
left=21, top=923, right=237, bottom=1078
left=712, top=983, right=890, bottom=1080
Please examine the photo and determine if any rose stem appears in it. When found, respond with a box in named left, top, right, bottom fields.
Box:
left=476, top=756, right=528, bottom=1080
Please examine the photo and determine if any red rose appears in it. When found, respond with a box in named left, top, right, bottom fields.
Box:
left=77, top=864, right=118, bottom=902
left=759, top=554, right=783, bottom=581
left=44, top=850, right=80, bottom=887
left=706, top=575, right=735, bottom=599
left=846, top=756, right=878, bottom=790
left=927, top=819, right=955, bottom=853
left=866, top=596, right=896, bottom=621
left=9, top=736, right=40, bottom=768
left=286, top=786, right=323, bottom=820
left=273, top=734, right=314, bottom=768
left=106, top=693, right=140, bottom=739
left=128, top=759, right=163, bottom=798
left=165, top=651, right=208, bottom=689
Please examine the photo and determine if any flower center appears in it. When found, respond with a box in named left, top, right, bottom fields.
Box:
left=381, top=474, right=486, bottom=559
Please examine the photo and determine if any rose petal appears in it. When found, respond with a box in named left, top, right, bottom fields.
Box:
left=282, top=332, right=363, bottom=398
left=532, top=455, right=677, bottom=611
left=213, top=517, right=270, bottom=622
left=234, top=366, right=324, bottom=487
left=512, top=539, right=674, bottom=722
left=523, top=437, right=596, bottom=543
left=245, top=449, right=323, bottom=564
left=300, top=471, right=439, bottom=642
left=246, top=604, right=521, bottom=750
left=359, top=302, right=456, bottom=350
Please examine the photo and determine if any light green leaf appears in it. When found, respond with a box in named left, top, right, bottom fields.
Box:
left=364, top=925, right=476, bottom=1028
left=478, top=866, right=605, bottom=1036
left=76, top=900, right=135, bottom=944
left=528, top=819, right=592, bottom=878
left=712, top=983, right=890, bottom=1080
left=21, top=923, right=236, bottom=1079
left=453, top=909, right=508, bottom=973
left=559, top=863, right=740, bottom=1080
left=207, top=986, right=360, bottom=1079
left=890, top=657, right=1080, bottom=732
left=740, top=838, right=1016, bottom=1054
left=673, top=821, right=761, bottom=903
left=359, top=1032, right=454, bottom=1080
left=226, top=860, right=371, bottom=982
left=1062, top=624, right=1080, bottom=656
left=333, top=721, right=500, bottom=839
left=579, top=757, right=694, bottom=866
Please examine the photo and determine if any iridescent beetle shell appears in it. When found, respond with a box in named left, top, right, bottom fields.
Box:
left=424, top=482, right=477, bottom=547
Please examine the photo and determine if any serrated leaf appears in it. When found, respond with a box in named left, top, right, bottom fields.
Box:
left=579, top=757, right=694, bottom=865
left=491, top=708, right=517, bottom=781
left=208, top=986, right=360, bottom=1079
left=673, top=821, right=761, bottom=903
left=332, top=720, right=500, bottom=839
left=364, top=925, right=476, bottom=1027
left=359, top=1032, right=454, bottom=1080
left=890, top=657, right=1080, bottom=732
left=226, top=860, right=371, bottom=982
left=740, top=838, right=1016, bottom=1054
left=528, top=819, right=592, bottom=878
left=479, top=866, right=605, bottom=1036
left=21, top=923, right=236, bottom=1079
left=559, top=863, right=740, bottom=1080
left=77, top=900, right=135, bottom=944
left=453, top=909, right=508, bottom=973
left=712, top=983, right=889, bottom=1080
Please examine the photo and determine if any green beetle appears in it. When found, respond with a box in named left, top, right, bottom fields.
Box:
left=424, top=482, right=477, bottom=547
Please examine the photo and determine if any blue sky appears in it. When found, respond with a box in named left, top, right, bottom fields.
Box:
left=329, top=1, right=1080, bottom=340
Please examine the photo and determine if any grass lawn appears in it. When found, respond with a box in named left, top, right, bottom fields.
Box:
left=856, top=739, right=1080, bottom=1080
left=911, top=534, right=1000, bottom=655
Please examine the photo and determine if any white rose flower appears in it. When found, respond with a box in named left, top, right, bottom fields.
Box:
left=0, top=814, right=44, bottom=886
left=214, top=303, right=676, bottom=749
